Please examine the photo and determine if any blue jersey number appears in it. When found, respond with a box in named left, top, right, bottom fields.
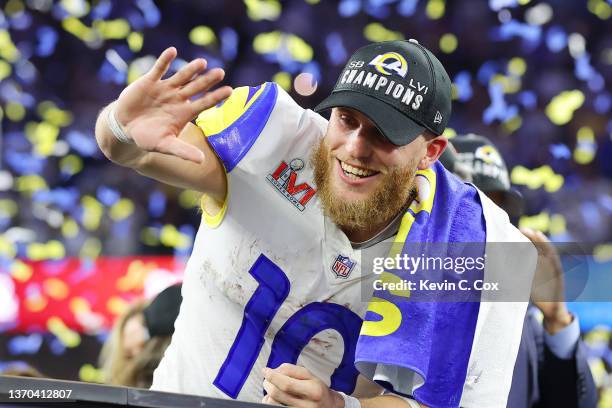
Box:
left=213, top=254, right=362, bottom=398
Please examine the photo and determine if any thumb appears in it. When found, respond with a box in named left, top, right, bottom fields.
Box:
left=156, top=137, right=205, bottom=164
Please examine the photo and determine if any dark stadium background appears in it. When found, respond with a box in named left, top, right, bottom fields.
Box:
left=0, top=0, right=610, bottom=404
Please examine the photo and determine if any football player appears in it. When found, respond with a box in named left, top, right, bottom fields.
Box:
left=95, top=41, right=535, bottom=407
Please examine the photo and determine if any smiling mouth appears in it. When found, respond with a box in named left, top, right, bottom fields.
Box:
left=338, top=159, right=380, bottom=180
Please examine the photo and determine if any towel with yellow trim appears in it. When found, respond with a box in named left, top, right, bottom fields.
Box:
left=355, top=161, right=537, bottom=408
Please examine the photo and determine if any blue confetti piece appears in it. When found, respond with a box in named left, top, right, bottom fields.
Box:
left=66, top=130, right=99, bottom=157
left=302, top=61, right=322, bottom=83
left=5, top=153, right=46, bottom=175
left=575, top=53, right=596, bottom=82
left=587, top=73, right=604, bottom=92
left=594, top=93, right=611, bottom=114
left=51, top=2, right=71, bottom=20
left=15, top=60, right=37, bottom=84
left=36, top=26, right=58, bottom=57
left=126, top=10, right=146, bottom=31
left=476, top=61, right=499, bottom=85
left=325, top=33, right=348, bottom=66
left=580, top=202, right=601, bottom=230
left=338, top=0, right=362, bottom=17
left=97, top=186, right=121, bottom=207
left=91, top=0, right=112, bottom=20
left=98, top=60, right=127, bottom=85
left=32, top=188, right=79, bottom=212
left=598, top=195, right=612, bottom=214
left=488, top=0, right=518, bottom=11
left=0, top=82, right=36, bottom=107
left=364, top=0, right=394, bottom=19
left=136, top=0, right=161, bottom=27
left=483, top=83, right=518, bottom=124
left=48, top=336, right=66, bottom=355
left=545, top=26, right=567, bottom=53
left=397, top=0, right=418, bottom=16
left=549, top=143, right=571, bottom=160
left=97, top=332, right=110, bottom=344
left=148, top=190, right=167, bottom=218
left=0, top=11, right=8, bottom=30
left=453, top=71, right=473, bottom=102
left=491, top=20, right=541, bottom=47
left=8, top=334, right=43, bottom=355
left=9, top=10, right=32, bottom=30
left=220, top=28, right=239, bottom=61
left=111, top=218, right=132, bottom=236
left=518, top=90, right=537, bottom=109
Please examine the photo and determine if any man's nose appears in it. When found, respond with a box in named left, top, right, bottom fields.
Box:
left=344, top=128, right=372, bottom=160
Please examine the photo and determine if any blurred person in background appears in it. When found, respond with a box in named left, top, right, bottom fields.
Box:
left=0, top=362, right=46, bottom=378
left=99, top=284, right=182, bottom=388
left=441, top=134, right=597, bottom=408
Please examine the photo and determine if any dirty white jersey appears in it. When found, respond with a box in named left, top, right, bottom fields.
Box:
left=151, top=82, right=379, bottom=401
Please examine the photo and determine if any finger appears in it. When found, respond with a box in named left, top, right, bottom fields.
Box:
left=189, top=86, right=233, bottom=117
left=148, top=47, right=177, bottom=81
left=263, top=379, right=303, bottom=407
left=167, top=58, right=207, bottom=86
left=155, top=137, right=205, bottom=164
left=264, top=367, right=316, bottom=398
left=275, top=363, right=312, bottom=380
left=180, top=68, right=226, bottom=99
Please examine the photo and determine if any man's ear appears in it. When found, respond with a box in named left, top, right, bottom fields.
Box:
left=418, top=135, right=448, bottom=170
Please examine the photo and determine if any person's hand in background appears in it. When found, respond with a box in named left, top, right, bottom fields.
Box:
left=521, top=227, right=573, bottom=334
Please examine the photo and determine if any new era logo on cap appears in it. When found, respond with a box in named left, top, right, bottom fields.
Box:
left=315, top=39, right=452, bottom=146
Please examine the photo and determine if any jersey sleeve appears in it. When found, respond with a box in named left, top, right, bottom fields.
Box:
left=195, top=82, right=300, bottom=173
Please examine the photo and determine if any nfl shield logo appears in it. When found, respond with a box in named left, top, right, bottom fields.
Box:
left=331, top=255, right=356, bottom=279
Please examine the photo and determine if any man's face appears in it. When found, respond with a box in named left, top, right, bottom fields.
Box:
left=311, top=107, right=428, bottom=232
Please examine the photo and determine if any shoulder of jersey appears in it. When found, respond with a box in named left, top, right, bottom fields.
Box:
left=195, top=82, right=302, bottom=172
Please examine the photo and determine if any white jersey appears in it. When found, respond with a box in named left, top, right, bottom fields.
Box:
left=151, top=82, right=381, bottom=401
left=151, top=82, right=533, bottom=407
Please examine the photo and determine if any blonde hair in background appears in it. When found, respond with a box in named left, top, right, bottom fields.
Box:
left=98, top=299, right=172, bottom=388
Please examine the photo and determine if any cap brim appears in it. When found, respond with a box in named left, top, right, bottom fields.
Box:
left=314, top=91, right=426, bottom=146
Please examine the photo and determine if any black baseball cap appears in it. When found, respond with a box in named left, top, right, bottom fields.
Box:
left=449, top=134, right=524, bottom=218
left=143, top=283, right=182, bottom=337
left=315, top=39, right=452, bottom=146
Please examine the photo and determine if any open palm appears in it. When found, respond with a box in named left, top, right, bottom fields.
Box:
left=114, top=47, right=232, bottom=163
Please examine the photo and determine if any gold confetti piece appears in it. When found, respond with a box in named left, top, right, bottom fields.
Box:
left=110, top=198, right=134, bottom=221
left=545, top=90, right=584, bottom=125
left=47, top=316, right=81, bottom=348
left=439, top=33, right=457, bottom=53
left=79, top=364, right=105, bottom=383
left=594, top=243, right=612, bottom=262
left=272, top=72, right=291, bottom=91
left=364, top=23, right=404, bottom=42
left=107, top=296, right=129, bottom=315
left=44, top=278, right=69, bottom=300
left=10, top=260, right=32, bottom=282
left=426, top=0, right=445, bottom=19
left=25, top=295, right=48, bottom=313
left=117, top=260, right=156, bottom=292
left=70, top=297, right=91, bottom=314
left=189, top=26, right=216, bottom=46
left=244, top=0, right=281, bottom=21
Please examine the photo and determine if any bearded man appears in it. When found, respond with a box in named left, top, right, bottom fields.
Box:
left=95, top=40, right=536, bottom=408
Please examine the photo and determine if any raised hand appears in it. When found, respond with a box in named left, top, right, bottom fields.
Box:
left=113, top=47, right=233, bottom=163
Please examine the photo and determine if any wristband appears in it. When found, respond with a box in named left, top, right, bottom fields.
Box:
left=107, top=104, right=134, bottom=144
left=338, top=392, right=361, bottom=408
